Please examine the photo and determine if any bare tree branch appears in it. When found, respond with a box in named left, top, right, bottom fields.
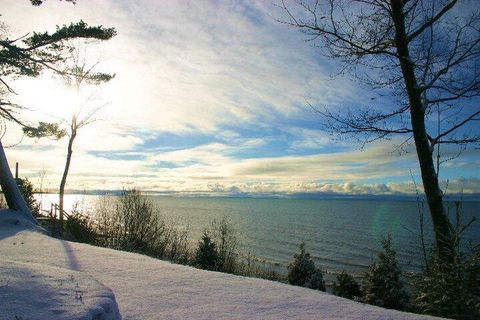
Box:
left=433, top=110, right=480, bottom=144
left=407, top=0, right=459, bottom=42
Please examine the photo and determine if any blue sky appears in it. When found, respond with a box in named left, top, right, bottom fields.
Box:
left=1, top=0, right=479, bottom=196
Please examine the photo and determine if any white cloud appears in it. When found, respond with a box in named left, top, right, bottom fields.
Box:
left=287, top=127, right=336, bottom=149
left=1, top=0, right=358, bottom=136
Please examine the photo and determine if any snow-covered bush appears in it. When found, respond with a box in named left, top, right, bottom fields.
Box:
left=287, top=243, right=325, bottom=291
left=414, top=202, right=480, bottom=319
left=362, top=235, right=408, bottom=310
left=194, top=232, right=219, bottom=271
left=333, top=271, right=362, bottom=300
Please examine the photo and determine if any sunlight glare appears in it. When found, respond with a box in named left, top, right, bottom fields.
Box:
left=17, top=76, right=105, bottom=123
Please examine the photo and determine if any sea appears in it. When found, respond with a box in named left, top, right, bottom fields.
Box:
left=36, top=194, right=480, bottom=280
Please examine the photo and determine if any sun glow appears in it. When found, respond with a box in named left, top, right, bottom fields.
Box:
left=16, top=76, right=107, bottom=124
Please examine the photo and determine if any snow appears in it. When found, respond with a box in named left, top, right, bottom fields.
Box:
left=0, top=209, right=444, bottom=320
left=0, top=261, right=120, bottom=320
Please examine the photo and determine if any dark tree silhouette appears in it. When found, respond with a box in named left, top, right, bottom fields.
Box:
left=194, top=232, right=219, bottom=271
left=279, top=0, right=480, bottom=262
left=0, top=1, right=115, bottom=222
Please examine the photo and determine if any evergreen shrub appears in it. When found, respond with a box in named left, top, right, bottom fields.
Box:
left=287, top=243, right=325, bottom=291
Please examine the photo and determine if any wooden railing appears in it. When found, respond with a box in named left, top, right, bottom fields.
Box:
left=36, top=203, right=71, bottom=223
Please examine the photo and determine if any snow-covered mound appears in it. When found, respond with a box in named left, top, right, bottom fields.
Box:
left=0, top=210, right=443, bottom=319
left=0, top=261, right=120, bottom=320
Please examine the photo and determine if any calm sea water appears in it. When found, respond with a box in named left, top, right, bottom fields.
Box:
left=37, top=194, right=480, bottom=278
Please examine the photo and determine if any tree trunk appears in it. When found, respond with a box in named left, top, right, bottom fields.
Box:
left=59, top=129, right=76, bottom=221
left=0, top=140, right=37, bottom=224
left=390, top=0, right=452, bottom=262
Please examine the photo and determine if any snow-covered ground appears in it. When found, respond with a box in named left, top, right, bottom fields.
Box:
left=0, top=209, right=443, bottom=320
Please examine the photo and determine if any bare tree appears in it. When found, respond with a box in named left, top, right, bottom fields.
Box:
left=57, top=45, right=111, bottom=220
left=58, top=105, right=102, bottom=219
left=278, top=0, right=480, bottom=262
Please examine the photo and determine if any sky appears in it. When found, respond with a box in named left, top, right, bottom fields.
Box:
left=0, top=0, right=479, bottom=197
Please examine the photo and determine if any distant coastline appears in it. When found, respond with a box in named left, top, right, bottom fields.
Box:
left=36, top=190, right=480, bottom=202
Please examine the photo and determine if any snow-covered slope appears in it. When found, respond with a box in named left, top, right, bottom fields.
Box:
left=0, top=210, right=443, bottom=320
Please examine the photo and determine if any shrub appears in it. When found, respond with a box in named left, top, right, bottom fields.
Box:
left=413, top=202, right=480, bottom=319
left=362, top=235, right=408, bottom=310
left=194, top=232, right=219, bottom=271
left=63, top=202, right=98, bottom=244
left=333, top=271, right=362, bottom=300
left=160, top=221, right=190, bottom=264
left=113, top=189, right=163, bottom=254
left=210, top=217, right=239, bottom=273
left=233, top=251, right=284, bottom=280
left=287, top=243, right=325, bottom=291
left=93, top=189, right=191, bottom=262
left=94, top=195, right=118, bottom=248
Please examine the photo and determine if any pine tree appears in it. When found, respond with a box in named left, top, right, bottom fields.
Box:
left=287, top=243, right=325, bottom=291
left=414, top=202, right=480, bottom=319
left=363, top=235, right=408, bottom=310
left=414, top=250, right=480, bottom=319
left=194, top=232, right=219, bottom=271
